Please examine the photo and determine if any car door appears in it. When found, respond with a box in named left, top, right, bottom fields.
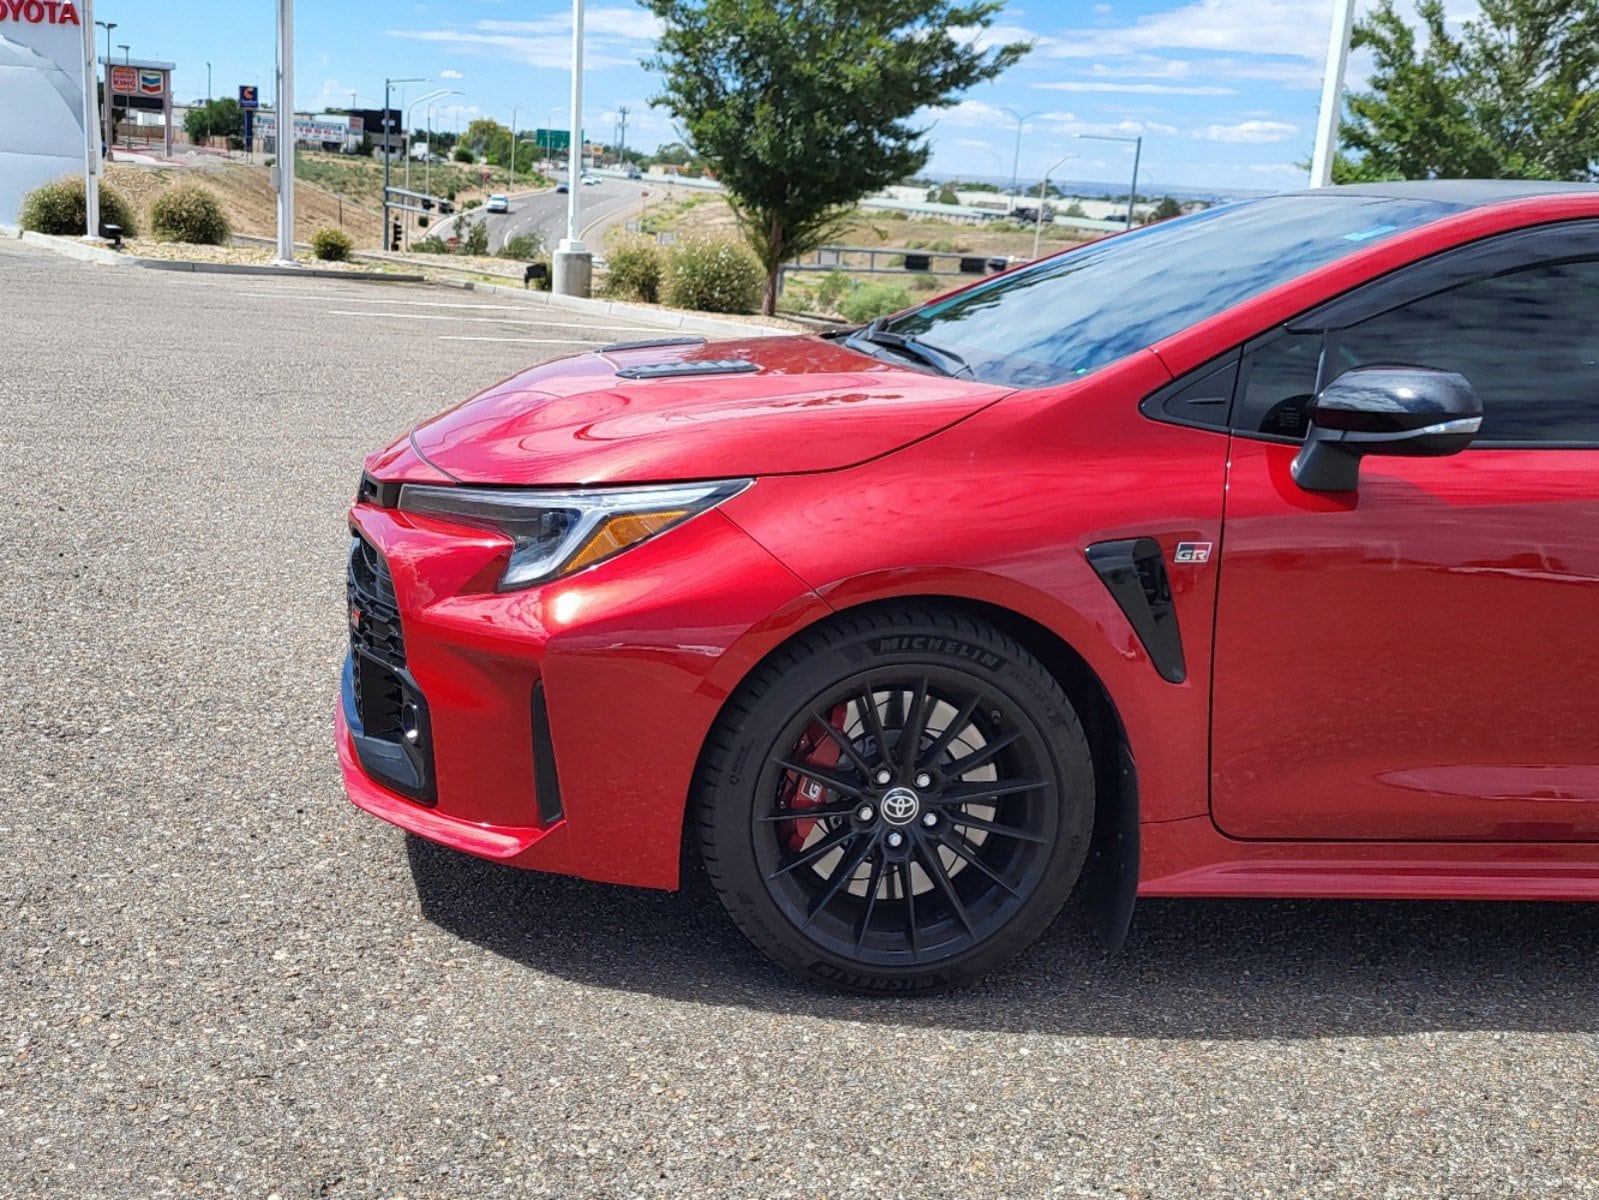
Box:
left=1210, top=221, right=1599, bottom=842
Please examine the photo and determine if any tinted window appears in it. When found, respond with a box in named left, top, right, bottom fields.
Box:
left=1335, top=261, right=1599, bottom=443
left=1233, top=259, right=1599, bottom=445
left=879, top=194, right=1463, bottom=389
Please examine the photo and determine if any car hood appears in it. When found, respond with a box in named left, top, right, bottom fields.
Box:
left=407, top=335, right=1011, bottom=486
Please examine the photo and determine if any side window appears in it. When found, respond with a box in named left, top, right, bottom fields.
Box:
left=1232, top=256, right=1599, bottom=446
left=1233, top=331, right=1322, bottom=439
left=1331, top=261, right=1599, bottom=444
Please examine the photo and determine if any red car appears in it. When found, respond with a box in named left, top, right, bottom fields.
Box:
left=339, top=180, right=1599, bottom=992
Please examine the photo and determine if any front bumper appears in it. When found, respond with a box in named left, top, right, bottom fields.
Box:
left=336, top=492, right=828, bottom=889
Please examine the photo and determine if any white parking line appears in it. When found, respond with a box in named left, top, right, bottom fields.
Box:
left=325, top=309, right=655, bottom=332
left=237, top=292, right=536, bottom=312
left=439, top=335, right=613, bottom=345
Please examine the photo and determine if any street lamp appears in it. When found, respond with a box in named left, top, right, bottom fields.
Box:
left=1073, top=132, right=1143, bottom=229
left=1032, top=154, right=1076, bottom=259
left=207, top=62, right=212, bottom=103
left=117, top=43, right=129, bottom=64
left=382, top=76, right=428, bottom=248
left=510, top=100, right=539, bottom=189
left=553, top=0, right=591, bottom=296
left=425, top=91, right=462, bottom=198
left=404, top=88, right=450, bottom=192
left=1002, top=108, right=1044, bottom=209
left=96, top=21, right=116, bottom=153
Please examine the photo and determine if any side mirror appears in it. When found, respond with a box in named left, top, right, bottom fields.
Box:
left=1292, top=366, right=1482, bottom=491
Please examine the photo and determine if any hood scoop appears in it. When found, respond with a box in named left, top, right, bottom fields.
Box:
left=616, top=358, right=761, bottom=381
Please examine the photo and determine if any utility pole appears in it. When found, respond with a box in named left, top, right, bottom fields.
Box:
left=207, top=62, right=212, bottom=103
left=273, top=0, right=295, bottom=264
left=1310, top=0, right=1356, bottom=187
left=617, top=104, right=629, bottom=166
left=553, top=0, right=592, bottom=296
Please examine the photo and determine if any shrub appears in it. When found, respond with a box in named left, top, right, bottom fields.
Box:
left=659, top=236, right=763, bottom=313
left=458, top=216, right=489, bottom=256
left=836, top=281, right=913, bottom=324
left=150, top=184, right=230, bottom=244
left=498, top=232, right=545, bottom=262
left=19, top=177, right=138, bottom=238
left=815, top=269, right=851, bottom=310
left=311, top=226, right=353, bottom=262
left=600, top=236, right=662, bottom=303
left=413, top=235, right=450, bottom=254
left=463, top=197, right=481, bottom=209
left=453, top=147, right=474, bottom=163
left=908, top=272, right=941, bottom=291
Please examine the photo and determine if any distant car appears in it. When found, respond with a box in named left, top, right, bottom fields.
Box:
left=582, top=175, right=601, bottom=187
left=624, top=165, right=642, bottom=180
left=486, top=194, right=509, bottom=214
left=555, top=182, right=569, bottom=194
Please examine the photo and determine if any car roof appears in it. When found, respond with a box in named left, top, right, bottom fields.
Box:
left=1319, top=179, right=1599, bottom=206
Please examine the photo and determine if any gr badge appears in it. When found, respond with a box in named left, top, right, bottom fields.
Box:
left=1173, top=542, right=1213, bottom=564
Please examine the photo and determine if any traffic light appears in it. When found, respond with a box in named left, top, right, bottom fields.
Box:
left=421, top=197, right=434, bottom=212
left=438, top=201, right=454, bottom=216
left=390, top=221, right=402, bottom=252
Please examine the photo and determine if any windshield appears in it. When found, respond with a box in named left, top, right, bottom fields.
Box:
left=879, top=194, right=1467, bottom=389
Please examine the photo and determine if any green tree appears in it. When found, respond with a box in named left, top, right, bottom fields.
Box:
left=184, top=97, right=244, bottom=142
left=645, top=0, right=1029, bottom=314
left=1150, top=196, right=1182, bottom=221
left=1339, top=0, right=1599, bottom=181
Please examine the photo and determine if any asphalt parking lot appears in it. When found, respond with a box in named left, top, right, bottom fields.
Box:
left=3, top=238, right=1597, bottom=1199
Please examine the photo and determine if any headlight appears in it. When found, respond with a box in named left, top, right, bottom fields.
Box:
left=397, top=479, right=751, bottom=590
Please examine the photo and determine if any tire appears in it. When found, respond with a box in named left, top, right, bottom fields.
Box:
left=694, top=606, right=1095, bottom=993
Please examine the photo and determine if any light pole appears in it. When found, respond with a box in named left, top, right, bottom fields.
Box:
left=382, top=75, right=427, bottom=249
left=425, top=92, right=461, bottom=199
left=509, top=100, right=538, bottom=189
left=273, top=0, right=295, bottom=265
left=617, top=104, right=629, bottom=168
left=404, top=87, right=449, bottom=192
left=1002, top=108, right=1044, bottom=210
left=1073, top=132, right=1143, bottom=229
left=1310, top=0, right=1356, bottom=187
left=1032, top=154, right=1075, bottom=259
left=118, top=43, right=129, bottom=64
left=96, top=21, right=116, bottom=155
left=207, top=62, right=212, bottom=103
left=80, top=0, right=101, bottom=239
left=553, top=0, right=591, bottom=296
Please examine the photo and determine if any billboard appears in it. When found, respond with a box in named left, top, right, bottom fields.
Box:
left=0, top=0, right=88, bottom=225
left=254, top=112, right=363, bottom=147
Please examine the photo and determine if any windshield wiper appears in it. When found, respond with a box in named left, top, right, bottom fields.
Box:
left=852, top=318, right=972, bottom=379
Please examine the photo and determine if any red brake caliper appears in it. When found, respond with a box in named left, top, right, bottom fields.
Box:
left=778, top=703, right=851, bottom=851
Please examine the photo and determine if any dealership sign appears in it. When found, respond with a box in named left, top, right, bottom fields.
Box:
left=0, top=0, right=89, bottom=225
left=0, top=1, right=83, bottom=24
left=254, top=113, right=363, bottom=145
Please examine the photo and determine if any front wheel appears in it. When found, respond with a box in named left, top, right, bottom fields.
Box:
left=694, top=607, right=1094, bottom=993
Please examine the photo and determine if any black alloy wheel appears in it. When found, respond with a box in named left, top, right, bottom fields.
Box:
left=696, top=606, right=1095, bottom=993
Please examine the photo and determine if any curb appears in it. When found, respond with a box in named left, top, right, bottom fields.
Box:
left=437, top=277, right=795, bottom=340
left=14, top=231, right=424, bottom=281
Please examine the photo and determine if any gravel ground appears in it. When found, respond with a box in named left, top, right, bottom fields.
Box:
left=3, top=239, right=1597, bottom=1199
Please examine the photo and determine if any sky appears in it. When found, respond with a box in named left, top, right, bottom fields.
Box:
left=90, top=0, right=1470, bottom=193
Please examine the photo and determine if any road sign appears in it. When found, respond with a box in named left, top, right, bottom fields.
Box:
left=239, top=85, right=259, bottom=110
left=533, top=128, right=571, bottom=153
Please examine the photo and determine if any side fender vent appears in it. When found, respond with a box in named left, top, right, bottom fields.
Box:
left=616, top=359, right=759, bottom=380
left=1085, top=538, right=1187, bottom=684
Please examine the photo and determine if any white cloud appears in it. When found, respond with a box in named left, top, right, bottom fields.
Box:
left=390, top=5, right=660, bottom=70
left=931, top=99, right=1014, bottom=128
left=439, top=68, right=464, bottom=80
left=1034, top=80, right=1237, bottom=95
left=1195, top=119, right=1299, bottom=143
left=952, top=137, right=993, bottom=150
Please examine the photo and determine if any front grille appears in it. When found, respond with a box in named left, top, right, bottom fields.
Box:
left=345, top=535, right=435, bottom=803
left=349, top=535, right=405, bottom=670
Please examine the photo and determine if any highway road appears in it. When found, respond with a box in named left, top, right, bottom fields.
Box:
left=470, top=177, right=651, bottom=255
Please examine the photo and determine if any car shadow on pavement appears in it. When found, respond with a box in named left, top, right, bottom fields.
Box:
left=406, top=834, right=1599, bottom=1038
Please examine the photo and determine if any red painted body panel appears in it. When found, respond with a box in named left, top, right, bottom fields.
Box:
left=339, top=188, right=1599, bottom=901
left=409, top=336, right=1011, bottom=486
left=1212, top=440, right=1599, bottom=841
